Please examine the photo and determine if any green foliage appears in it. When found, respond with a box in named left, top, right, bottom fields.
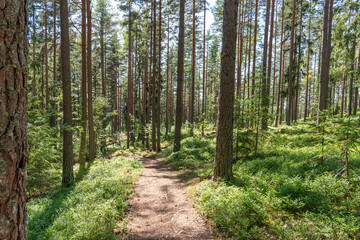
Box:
left=27, top=109, right=62, bottom=195
left=165, top=118, right=360, bottom=239
left=195, top=181, right=269, bottom=238
left=27, top=156, right=142, bottom=240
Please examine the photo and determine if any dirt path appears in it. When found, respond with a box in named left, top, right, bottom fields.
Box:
left=125, top=155, right=213, bottom=240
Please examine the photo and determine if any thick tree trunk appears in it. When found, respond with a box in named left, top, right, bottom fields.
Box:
left=174, top=0, right=185, bottom=152
left=0, top=1, right=28, bottom=238
left=60, top=0, right=74, bottom=185
left=318, top=0, right=334, bottom=123
left=213, top=0, right=238, bottom=180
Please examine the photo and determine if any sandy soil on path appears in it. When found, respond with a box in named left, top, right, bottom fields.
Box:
left=124, top=155, right=213, bottom=240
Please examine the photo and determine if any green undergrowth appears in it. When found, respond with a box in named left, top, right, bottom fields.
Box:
left=27, top=156, right=142, bottom=240
left=164, top=119, right=360, bottom=239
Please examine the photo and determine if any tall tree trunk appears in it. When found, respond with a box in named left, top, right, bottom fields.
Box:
left=304, top=14, right=311, bottom=121
left=274, top=0, right=284, bottom=127
left=50, top=0, right=57, bottom=127
left=174, top=0, right=185, bottom=152
left=318, top=0, right=334, bottom=123
left=202, top=1, right=206, bottom=136
left=261, top=0, right=271, bottom=130
left=213, top=0, right=238, bottom=180
left=348, top=42, right=356, bottom=117
left=32, top=4, right=37, bottom=105
left=87, top=0, right=95, bottom=162
left=152, top=0, right=157, bottom=151
left=45, top=0, right=49, bottom=107
left=156, top=0, right=162, bottom=152
left=165, top=15, right=170, bottom=137
left=79, top=0, right=87, bottom=169
left=251, top=0, right=259, bottom=98
left=189, top=0, right=196, bottom=136
left=60, top=0, right=74, bottom=185
left=127, top=1, right=134, bottom=148
left=0, top=0, right=28, bottom=238
left=286, top=0, right=296, bottom=125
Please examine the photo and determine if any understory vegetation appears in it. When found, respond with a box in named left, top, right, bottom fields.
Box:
left=27, top=156, right=142, bottom=240
left=164, top=117, right=360, bottom=239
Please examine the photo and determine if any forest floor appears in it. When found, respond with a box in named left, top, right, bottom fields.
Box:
left=123, top=154, right=214, bottom=240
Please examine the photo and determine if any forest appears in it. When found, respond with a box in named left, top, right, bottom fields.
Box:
left=1, top=0, right=360, bottom=239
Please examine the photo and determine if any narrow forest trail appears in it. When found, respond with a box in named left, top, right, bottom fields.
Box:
left=124, top=155, right=213, bottom=240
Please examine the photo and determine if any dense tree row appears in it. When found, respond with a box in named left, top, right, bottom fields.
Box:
left=1, top=0, right=360, bottom=238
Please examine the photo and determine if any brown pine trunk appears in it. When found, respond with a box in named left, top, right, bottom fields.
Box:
left=152, top=0, right=157, bottom=151
left=45, top=0, right=49, bottom=108
left=304, top=14, right=311, bottom=121
left=348, top=42, right=356, bottom=117
left=213, top=0, right=239, bottom=180
left=87, top=0, right=95, bottom=162
left=50, top=0, right=57, bottom=127
left=174, top=0, right=185, bottom=152
left=32, top=4, right=37, bottom=105
left=251, top=0, right=259, bottom=98
left=202, top=2, right=206, bottom=136
left=79, top=0, right=87, bottom=169
left=127, top=1, right=134, bottom=148
left=156, top=0, right=162, bottom=152
left=0, top=1, right=28, bottom=238
left=318, top=0, right=334, bottom=123
left=60, top=0, right=74, bottom=185
left=165, top=15, right=170, bottom=137
left=286, top=0, right=296, bottom=125
left=189, top=0, right=196, bottom=137
left=261, top=0, right=271, bottom=130
left=274, top=0, right=283, bottom=127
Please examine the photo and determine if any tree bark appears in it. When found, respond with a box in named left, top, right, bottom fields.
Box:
left=79, top=0, right=87, bottom=169
left=87, top=0, right=95, bottom=162
left=202, top=1, right=206, bottom=136
left=286, top=0, right=296, bottom=125
left=60, top=0, right=74, bottom=185
left=317, top=0, right=334, bottom=123
left=189, top=0, right=196, bottom=136
left=261, top=0, right=271, bottom=130
left=0, top=0, right=28, bottom=238
left=174, top=0, right=185, bottom=152
left=304, top=14, right=311, bottom=121
left=213, top=0, right=238, bottom=180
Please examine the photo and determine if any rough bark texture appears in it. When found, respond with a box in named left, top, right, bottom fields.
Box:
left=0, top=0, right=28, bottom=238
left=128, top=1, right=134, bottom=149
left=213, top=0, right=238, bottom=180
left=173, top=0, right=185, bottom=152
left=60, top=0, right=74, bottom=185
